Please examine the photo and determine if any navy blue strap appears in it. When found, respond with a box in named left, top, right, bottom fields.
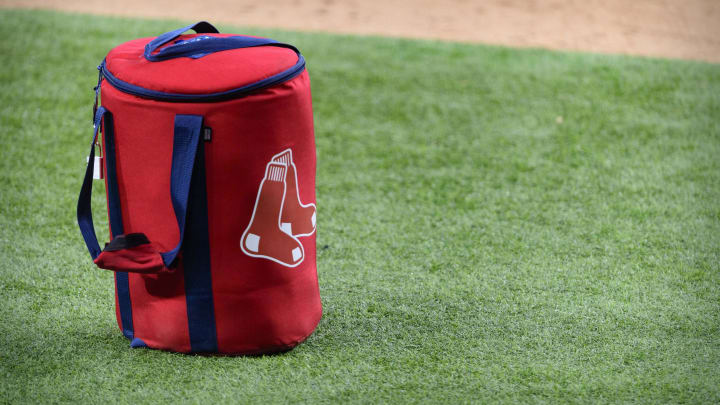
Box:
left=77, top=107, right=109, bottom=259
left=160, top=115, right=204, bottom=266
left=144, top=21, right=292, bottom=62
left=79, top=109, right=134, bottom=339
left=146, top=36, right=282, bottom=61
left=143, top=21, right=218, bottom=60
left=77, top=111, right=205, bottom=269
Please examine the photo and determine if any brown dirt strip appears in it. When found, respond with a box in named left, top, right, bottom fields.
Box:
left=2, top=0, right=719, bottom=63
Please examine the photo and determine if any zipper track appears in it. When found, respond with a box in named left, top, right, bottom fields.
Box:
left=100, top=51, right=305, bottom=103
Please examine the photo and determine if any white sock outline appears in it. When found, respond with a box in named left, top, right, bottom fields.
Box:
left=271, top=148, right=317, bottom=238
left=240, top=160, right=305, bottom=268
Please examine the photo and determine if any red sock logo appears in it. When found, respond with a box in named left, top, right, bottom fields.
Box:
left=271, top=149, right=316, bottom=237
left=240, top=149, right=315, bottom=267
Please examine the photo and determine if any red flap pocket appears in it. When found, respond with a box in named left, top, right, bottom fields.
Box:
left=94, top=233, right=171, bottom=274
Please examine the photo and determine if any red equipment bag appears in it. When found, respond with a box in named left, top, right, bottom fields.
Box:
left=76, top=22, right=322, bottom=354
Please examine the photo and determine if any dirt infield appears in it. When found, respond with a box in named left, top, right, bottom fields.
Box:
left=2, top=0, right=719, bottom=63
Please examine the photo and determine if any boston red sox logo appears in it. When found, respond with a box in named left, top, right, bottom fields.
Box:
left=240, top=149, right=316, bottom=267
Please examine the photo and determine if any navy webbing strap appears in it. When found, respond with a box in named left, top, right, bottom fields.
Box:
left=160, top=115, right=204, bottom=266
left=76, top=113, right=204, bottom=269
left=103, top=114, right=133, bottom=339
left=77, top=106, right=109, bottom=260
left=143, top=21, right=293, bottom=62
left=181, top=136, right=218, bottom=352
left=76, top=107, right=134, bottom=338
left=145, top=36, right=282, bottom=61
left=143, top=21, right=219, bottom=60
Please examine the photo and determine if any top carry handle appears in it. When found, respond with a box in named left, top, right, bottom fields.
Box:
left=144, top=21, right=296, bottom=62
left=77, top=107, right=205, bottom=273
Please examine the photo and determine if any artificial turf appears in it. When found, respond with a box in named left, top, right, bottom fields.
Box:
left=0, top=8, right=718, bottom=404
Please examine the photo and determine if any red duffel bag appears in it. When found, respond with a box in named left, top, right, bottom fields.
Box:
left=77, top=22, right=322, bottom=354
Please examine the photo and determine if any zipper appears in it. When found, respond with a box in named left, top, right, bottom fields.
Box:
left=98, top=52, right=305, bottom=103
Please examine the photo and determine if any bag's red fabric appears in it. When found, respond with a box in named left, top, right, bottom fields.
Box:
left=96, top=28, right=322, bottom=355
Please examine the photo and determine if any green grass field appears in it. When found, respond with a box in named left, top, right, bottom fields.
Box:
left=1, top=8, right=719, bottom=404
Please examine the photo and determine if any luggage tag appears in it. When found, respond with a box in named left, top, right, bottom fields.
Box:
left=86, top=141, right=104, bottom=180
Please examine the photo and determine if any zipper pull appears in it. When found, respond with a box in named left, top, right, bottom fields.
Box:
left=93, top=64, right=103, bottom=124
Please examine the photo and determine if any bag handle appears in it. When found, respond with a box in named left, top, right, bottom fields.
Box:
left=77, top=109, right=204, bottom=271
left=143, top=21, right=219, bottom=60
left=160, top=115, right=204, bottom=265
left=144, top=21, right=295, bottom=62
